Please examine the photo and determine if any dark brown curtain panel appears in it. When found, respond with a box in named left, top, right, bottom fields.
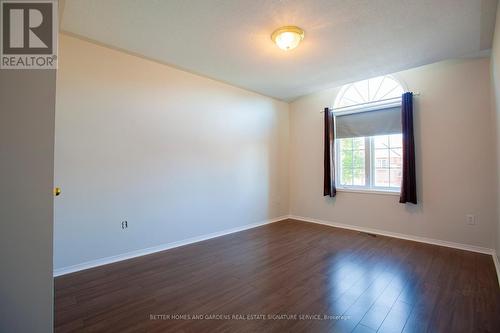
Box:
left=400, top=92, right=417, bottom=204
left=323, top=107, right=336, bottom=197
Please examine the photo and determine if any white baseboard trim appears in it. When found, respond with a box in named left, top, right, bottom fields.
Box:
left=493, top=251, right=500, bottom=287
left=53, top=215, right=289, bottom=277
left=289, top=215, right=494, bottom=255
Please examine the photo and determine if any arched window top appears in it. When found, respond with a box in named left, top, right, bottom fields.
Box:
left=334, top=76, right=405, bottom=108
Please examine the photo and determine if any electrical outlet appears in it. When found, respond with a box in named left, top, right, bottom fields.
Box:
left=121, top=220, right=128, bottom=229
left=465, top=214, right=476, bottom=225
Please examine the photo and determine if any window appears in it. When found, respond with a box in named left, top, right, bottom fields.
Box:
left=335, top=75, right=404, bottom=108
left=334, top=76, right=405, bottom=192
left=339, top=137, right=366, bottom=186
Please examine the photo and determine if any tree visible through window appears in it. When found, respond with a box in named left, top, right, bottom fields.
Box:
left=335, top=76, right=405, bottom=191
left=340, top=137, right=365, bottom=186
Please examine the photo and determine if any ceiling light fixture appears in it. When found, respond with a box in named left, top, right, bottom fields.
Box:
left=271, top=26, right=304, bottom=51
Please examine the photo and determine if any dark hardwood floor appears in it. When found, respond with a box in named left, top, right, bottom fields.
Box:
left=54, top=219, right=500, bottom=333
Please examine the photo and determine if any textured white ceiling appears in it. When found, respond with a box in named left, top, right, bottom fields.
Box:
left=61, top=0, right=498, bottom=101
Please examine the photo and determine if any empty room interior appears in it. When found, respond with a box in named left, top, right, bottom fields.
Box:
left=3, top=0, right=500, bottom=332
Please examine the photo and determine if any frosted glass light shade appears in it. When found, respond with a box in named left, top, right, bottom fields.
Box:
left=271, top=26, right=304, bottom=51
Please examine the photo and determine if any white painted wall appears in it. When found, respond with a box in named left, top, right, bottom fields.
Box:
left=54, top=34, right=289, bottom=269
left=290, top=57, right=497, bottom=249
left=0, top=70, right=56, bottom=332
left=491, top=4, right=500, bottom=260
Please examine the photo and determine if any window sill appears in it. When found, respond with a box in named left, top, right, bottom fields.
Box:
left=336, top=188, right=400, bottom=196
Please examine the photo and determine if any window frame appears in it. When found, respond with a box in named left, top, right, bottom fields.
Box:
left=335, top=135, right=402, bottom=193
left=333, top=75, right=406, bottom=195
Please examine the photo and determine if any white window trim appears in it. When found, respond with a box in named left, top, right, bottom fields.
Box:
left=333, top=96, right=402, bottom=116
left=334, top=99, right=403, bottom=195
left=336, top=188, right=400, bottom=196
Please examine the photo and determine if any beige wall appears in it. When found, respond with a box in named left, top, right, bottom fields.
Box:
left=290, top=57, right=497, bottom=249
left=54, top=34, right=289, bottom=269
left=491, top=5, right=500, bottom=259
left=56, top=32, right=499, bottom=272
left=0, top=70, right=56, bottom=332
